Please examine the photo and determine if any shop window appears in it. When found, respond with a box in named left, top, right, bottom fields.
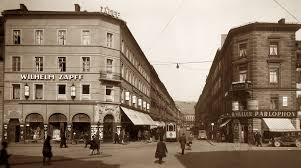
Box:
left=58, top=85, right=66, bottom=95
left=106, top=32, right=113, bottom=48
left=82, top=30, right=90, bottom=45
left=35, top=84, right=43, bottom=100
left=12, top=56, right=21, bottom=72
left=58, top=57, right=66, bottom=72
left=58, top=30, right=66, bottom=45
left=35, top=57, right=43, bottom=72
left=270, top=96, right=279, bottom=110
left=239, top=43, right=247, bottom=57
left=13, top=30, right=21, bottom=44
left=12, top=84, right=20, bottom=99
left=269, top=42, right=278, bottom=56
left=35, top=30, right=44, bottom=45
left=82, top=57, right=90, bottom=72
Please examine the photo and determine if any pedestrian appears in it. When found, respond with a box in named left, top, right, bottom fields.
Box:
left=0, top=141, right=11, bottom=168
left=95, top=134, right=101, bottom=154
left=187, top=133, right=193, bottom=150
left=179, top=133, right=186, bottom=155
left=42, top=136, right=53, bottom=165
left=138, top=130, right=142, bottom=141
left=89, top=135, right=97, bottom=155
left=60, top=131, right=68, bottom=148
left=254, top=132, right=262, bottom=147
left=114, top=131, right=119, bottom=144
left=84, top=133, right=90, bottom=148
left=155, top=137, right=168, bottom=164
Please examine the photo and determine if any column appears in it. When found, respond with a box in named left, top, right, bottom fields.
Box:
left=44, top=124, right=48, bottom=139
left=90, top=124, right=97, bottom=139
left=99, top=125, right=103, bottom=141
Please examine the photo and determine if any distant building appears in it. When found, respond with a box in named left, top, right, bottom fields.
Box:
left=195, top=19, right=301, bottom=143
left=1, top=4, right=179, bottom=143
left=184, top=114, right=195, bottom=128
left=175, top=101, right=195, bottom=128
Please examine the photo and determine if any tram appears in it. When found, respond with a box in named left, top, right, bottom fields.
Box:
left=166, top=122, right=177, bottom=141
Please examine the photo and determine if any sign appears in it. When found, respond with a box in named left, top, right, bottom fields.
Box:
left=21, top=74, right=83, bottom=81
left=100, top=6, right=120, bottom=18
left=231, top=111, right=297, bottom=118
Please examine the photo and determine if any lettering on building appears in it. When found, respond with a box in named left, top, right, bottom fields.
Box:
left=100, top=6, right=120, bottom=18
left=21, top=74, right=83, bottom=81
left=231, top=111, right=297, bottom=118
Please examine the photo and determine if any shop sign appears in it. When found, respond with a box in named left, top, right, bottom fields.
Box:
left=100, top=6, right=120, bottom=18
left=21, top=74, right=83, bottom=81
left=231, top=111, right=297, bottom=118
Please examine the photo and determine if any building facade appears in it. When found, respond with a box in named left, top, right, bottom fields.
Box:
left=195, top=19, right=301, bottom=143
left=1, top=4, right=179, bottom=143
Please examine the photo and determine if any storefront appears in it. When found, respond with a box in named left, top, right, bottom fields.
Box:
left=72, top=113, right=91, bottom=143
left=48, top=113, right=67, bottom=141
left=25, top=113, right=44, bottom=142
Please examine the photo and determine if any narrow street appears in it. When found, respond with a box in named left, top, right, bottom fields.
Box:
left=7, top=140, right=301, bottom=168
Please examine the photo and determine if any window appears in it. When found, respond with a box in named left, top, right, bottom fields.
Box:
left=106, top=33, right=113, bottom=48
left=121, top=40, right=124, bottom=53
left=35, top=57, right=43, bottom=72
left=12, top=56, right=21, bottom=72
left=106, top=86, right=113, bottom=96
left=13, top=30, right=21, bottom=44
left=12, top=84, right=20, bottom=99
left=121, top=63, right=124, bottom=78
left=239, top=43, right=247, bottom=57
left=82, top=85, right=90, bottom=94
left=35, top=30, right=43, bottom=45
left=58, top=85, right=66, bottom=95
left=58, top=30, right=66, bottom=45
left=269, top=42, right=278, bottom=56
left=239, top=70, right=247, bottom=82
left=269, top=68, right=279, bottom=84
left=82, top=30, right=90, bottom=45
left=58, top=57, right=66, bottom=72
left=106, top=59, right=113, bottom=73
left=82, top=57, right=90, bottom=72
left=282, top=96, right=288, bottom=107
left=35, top=84, right=43, bottom=99
left=270, top=96, right=279, bottom=110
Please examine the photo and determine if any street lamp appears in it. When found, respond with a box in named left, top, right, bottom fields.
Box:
left=211, top=123, right=214, bottom=140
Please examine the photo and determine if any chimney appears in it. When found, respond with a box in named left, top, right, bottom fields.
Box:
left=221, top=34, right=227, bottom=48
left=74, top=4, right=80, bottom=12
left=20, top=4, right=28, bottom=11
left=278, top=18, right=285, bottom=24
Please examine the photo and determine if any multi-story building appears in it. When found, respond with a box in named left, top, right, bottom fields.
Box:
left=195, top=19, right=301, bottom=143
left=0, top=16, right=4, bottom=142
left=1, top=4, right=178, bottom=143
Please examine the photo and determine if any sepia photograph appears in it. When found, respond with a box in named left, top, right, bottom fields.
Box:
left=0, top=0, right=301, bottom=167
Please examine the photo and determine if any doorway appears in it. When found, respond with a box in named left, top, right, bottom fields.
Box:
left=8, top=119, right=20, bottom=143
left=103, top=115, right=114, bottom=142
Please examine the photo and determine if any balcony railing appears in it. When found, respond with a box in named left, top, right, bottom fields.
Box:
left=99, top=71, right=121, bottom=82
left=231, top=81, right=252, bottom=91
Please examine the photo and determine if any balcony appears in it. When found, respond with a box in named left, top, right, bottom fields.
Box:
left=99, top=71, right=121, bottom=83
left=231, top=81, right=252, bottom=91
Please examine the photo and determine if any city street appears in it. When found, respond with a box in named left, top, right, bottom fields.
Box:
left=6, top=140, right=301, bottom=168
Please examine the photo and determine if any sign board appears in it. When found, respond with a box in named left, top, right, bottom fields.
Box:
left=21, top=74, right=83, bottom=81
left=230, top=111, right=297, bottom=118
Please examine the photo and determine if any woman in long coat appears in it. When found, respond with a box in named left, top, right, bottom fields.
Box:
left=42, top=136, right=53, bottom=165
left=155, top=137, right=168, bottom=164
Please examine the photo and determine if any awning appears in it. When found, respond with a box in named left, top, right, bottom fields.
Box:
left=262, top=118, right=296, bottom=132
left=121, top=107, right=156, bottom=126
left=219, top=119, right=231, bottom=128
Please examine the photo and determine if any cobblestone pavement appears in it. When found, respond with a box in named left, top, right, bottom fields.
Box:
left=6, top=140, right=301, bottom=168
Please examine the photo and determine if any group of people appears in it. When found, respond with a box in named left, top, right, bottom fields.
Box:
left=114, top=131, right=129, bottom=144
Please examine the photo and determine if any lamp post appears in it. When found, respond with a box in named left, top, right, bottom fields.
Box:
left=211, top=123, right=214, bottom=140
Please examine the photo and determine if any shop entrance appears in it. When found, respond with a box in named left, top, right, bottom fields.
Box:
left=240, top=119, right=249, bottom=143
left=25, top=113, right=44, bottom=141
left=48, top=113, right=67, bottom=141
left=8, top=119, right=20, bottom=143
left=72, top=113, right=91, bottom=143
left=103, top=115, right=114, bottom=142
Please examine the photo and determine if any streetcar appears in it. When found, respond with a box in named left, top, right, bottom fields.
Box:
left=166, top=122, right=177, bottom=141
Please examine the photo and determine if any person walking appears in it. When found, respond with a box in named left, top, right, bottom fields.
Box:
left=138, top=130, right=142, bottom=141
left=155, top=137, right=168, bottom=164
left=42, top=136, right=53, bottom=165
left=114, top=131, right=119, bottom=144
left=89, top=135, right=98, bottom=155
left=60, top=131, right=68, bottom=148
left=254, top=132, right=262, bottom=147
left=187, top=133, right=193, bottom=150
left=84, top=133, right=90, bottom=148
left=0, top=142, right=11, bottom=168
left=179, top=133, right=187, bottom=155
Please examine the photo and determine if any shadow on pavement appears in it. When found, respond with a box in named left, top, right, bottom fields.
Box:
left=9, top=154, right=119, bottom=168
left=175, top=150, right=301, bottom=168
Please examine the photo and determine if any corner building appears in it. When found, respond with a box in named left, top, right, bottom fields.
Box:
left=195, top=19, right=301, bottom=143
left=1, top=4, right=178, bottom=143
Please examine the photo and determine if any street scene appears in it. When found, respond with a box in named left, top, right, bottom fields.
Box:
left=0, top=0, right=301, bottom=167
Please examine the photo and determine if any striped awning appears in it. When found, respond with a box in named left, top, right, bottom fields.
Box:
left=262, top=118, right=296, bottom=132
left=121, top=107, right=156, bottom=126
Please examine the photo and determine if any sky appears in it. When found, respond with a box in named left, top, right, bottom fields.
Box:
left=1, top=0, right=301, bottom=102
